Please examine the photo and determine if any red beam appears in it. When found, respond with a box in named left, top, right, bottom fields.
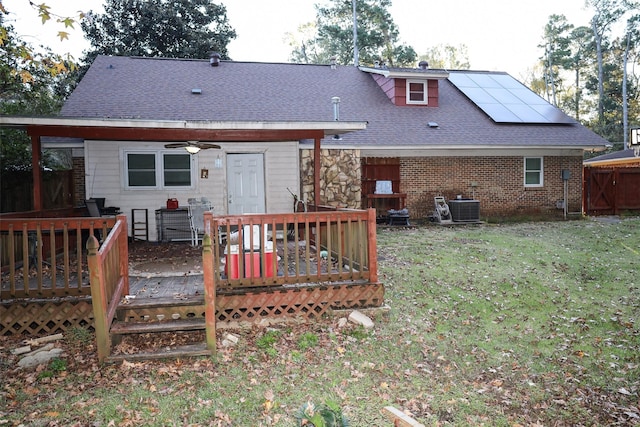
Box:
left=26, top=125, right=325, bottom=142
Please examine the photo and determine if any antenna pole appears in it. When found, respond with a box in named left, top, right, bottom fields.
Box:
left=352, top=0, right=358, bottom=66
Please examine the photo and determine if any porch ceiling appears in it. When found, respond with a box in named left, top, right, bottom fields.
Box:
left=0, top=116, right=367, bottom=141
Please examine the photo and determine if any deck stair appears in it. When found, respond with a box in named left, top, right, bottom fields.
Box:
left=105, top=295, right=209, bottom=363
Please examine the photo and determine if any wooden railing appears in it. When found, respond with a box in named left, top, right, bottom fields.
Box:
left=203, top=208, right=378, bottom=288
left=0, top=216, right=116, bottom=299
left=87, top=214, right=129, bottom=363
left=201, top=208, right=378, bottom=351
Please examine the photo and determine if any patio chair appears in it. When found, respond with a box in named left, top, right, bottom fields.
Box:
left=188, top=201, right=213, bottom=246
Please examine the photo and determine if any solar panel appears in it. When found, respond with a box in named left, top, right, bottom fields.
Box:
left=448, top=72, right=575, bottom=124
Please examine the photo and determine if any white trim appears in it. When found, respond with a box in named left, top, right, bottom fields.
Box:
left=122, top=149, right=196, bottom=190
left=0, top=116, right=367, bottom=135
left=524, top=156, right=544, bottom=187
left=406, top=79, right=428, bottom=105
left=359, top=66, right=449, bottom=80
left=310, top=144, right=594, bottom=156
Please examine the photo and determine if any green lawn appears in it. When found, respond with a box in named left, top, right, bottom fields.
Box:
left=1, top=217, right=639, bottom=426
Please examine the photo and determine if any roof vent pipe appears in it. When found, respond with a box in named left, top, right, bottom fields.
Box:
left=330, top=57, right=337, bottom=70
left=418, top=60, right=429, bottom=69
left=209, top=52, right=221, bottom=67
left=331, top=97, right=341, bottom=121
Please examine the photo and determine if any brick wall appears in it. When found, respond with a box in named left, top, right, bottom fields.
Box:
left=72, top=157, right=85, bottom=207
left=400, top=156, right=584, bottom=218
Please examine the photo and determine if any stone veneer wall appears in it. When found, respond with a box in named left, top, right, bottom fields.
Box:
left=300, top=149, right=361, bottom=208
left=400, top=155, right=584, bottom=218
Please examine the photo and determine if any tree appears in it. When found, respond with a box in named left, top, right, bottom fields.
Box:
left=81, top=0, right=237, bottom=62
left=532, top=2, right=639, bottom=144
left=621, top=13, right=640, bottom=147
left=420, top=44, right=470, bottom=70
left=566, top=25, right=594, bottom=121
left=0, top=11, right=76, bottom=173
left=287, top=22, right=332, bottom=64
left=538, top=14, right=574, bottom=106
left=587, top=0, right=628, bottom=124
left=289, top=0, right=416, bottom=67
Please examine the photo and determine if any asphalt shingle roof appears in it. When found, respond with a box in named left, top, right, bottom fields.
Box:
left=61, top=55, right=608, bottom=149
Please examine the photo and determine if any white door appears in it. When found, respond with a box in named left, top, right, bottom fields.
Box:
left=227, top=153, right=266, bottom=214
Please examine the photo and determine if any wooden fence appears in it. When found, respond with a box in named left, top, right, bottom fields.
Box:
left=583, top=167, right=640, bottom=215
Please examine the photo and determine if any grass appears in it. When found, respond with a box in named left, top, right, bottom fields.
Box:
left=1, top=217, right=639, bottom=426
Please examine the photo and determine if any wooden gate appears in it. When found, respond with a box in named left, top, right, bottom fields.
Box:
left=584, top=167, right=640, bottom=215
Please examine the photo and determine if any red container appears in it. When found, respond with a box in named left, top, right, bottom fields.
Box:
left=166, top=198, right=179, bottom=209
left=226, top=243, right=274, bottom=279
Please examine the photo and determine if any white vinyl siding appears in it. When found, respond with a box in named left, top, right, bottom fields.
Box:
left=84, top=140, right=299, bottom=241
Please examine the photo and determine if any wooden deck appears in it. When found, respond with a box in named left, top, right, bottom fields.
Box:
left=3, top=209, right=384, bottom=364
left=128, top=274, right=204, bottom=299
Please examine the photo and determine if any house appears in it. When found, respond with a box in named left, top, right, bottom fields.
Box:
left=51, top=55, right=608, bottom=239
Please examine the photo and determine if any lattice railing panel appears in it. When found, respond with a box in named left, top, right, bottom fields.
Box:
left=2, top=284, right=384, bottom=335
left=1, top=298, right=94, bottom=335
left=217, top=283, right=384, bottom=324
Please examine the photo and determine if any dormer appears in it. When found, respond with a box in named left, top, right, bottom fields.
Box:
left=359, top=63, right=449, bottom=107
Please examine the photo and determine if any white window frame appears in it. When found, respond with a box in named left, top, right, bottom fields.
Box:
left=123, top=149, right=196, bottom=190
left=406, top=79, right=428, bottom=105
left=524, top=157, right=544, bottom=187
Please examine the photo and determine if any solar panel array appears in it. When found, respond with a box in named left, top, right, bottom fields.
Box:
left=448, top=72, right=575, bottom=124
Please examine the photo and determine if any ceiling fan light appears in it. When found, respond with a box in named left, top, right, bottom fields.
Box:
left=185, top=145, right=201, bottom=154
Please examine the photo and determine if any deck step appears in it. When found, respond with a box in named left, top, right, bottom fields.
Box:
left=105, top=343, right=211, bottom=363
left=110, top=317, right=206, bottom=335
left=118, top=294, right=205, bottom=310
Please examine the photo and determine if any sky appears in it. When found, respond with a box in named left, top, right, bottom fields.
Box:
left=4, top=0, right=594, bottom=81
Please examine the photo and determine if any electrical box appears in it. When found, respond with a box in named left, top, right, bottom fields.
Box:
left=561, top=169, right=571, bottom=181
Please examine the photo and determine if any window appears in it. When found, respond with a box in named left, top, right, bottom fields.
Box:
left=163, top=154, right=191, bottom=186
left=125, top=151, right=194, bottom=189
left=524, top=157, right=543, bottom=187
left=127, top=153, right=156, bottom=187
left=406, top=80, right=428, bottom=105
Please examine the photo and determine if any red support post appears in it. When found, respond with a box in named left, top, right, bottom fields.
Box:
left=31, top=134, right=42, bottom=211
left=202, top=212, right=217, bottom=354
left=87, top=235, right=110, bottom=363
left=366, top=208, right=378, bottom=283
left=313, top=136, right=321, bottom=210
left=116, top=214, right=129, bottom=295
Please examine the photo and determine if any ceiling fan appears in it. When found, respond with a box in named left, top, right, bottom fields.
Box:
left=164, top=141, right=221, bottom=154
